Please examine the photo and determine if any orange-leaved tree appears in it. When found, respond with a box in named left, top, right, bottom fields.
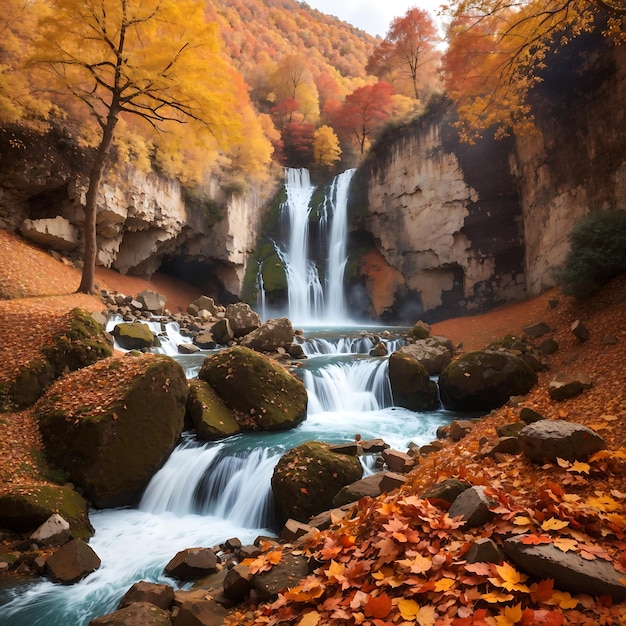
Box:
left=367, top=7, right=440, bottom=101
left=30, top=0, right=248, bottom=294
left=442, top=0, right=626, bottom=142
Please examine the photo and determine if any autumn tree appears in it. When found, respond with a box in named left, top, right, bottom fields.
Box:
left=367, top=8, right=440, bottom=101
left=313, top=125, right=341, bottom=168
left=442, top=0, right=626, bottom=142
left=282, top=121, right=315, bottom=167
left=31, top=0, right=248, bottom=294
left=329, top=82, right=395, bottom=154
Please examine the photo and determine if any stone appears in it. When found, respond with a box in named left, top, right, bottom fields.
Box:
left=422, top=478, right=470, bottom=505
left=164, top=547, right=219, bottom=580
left=45, top=539, right=101, bottom=584
left=379, top=472, right=408, bottom=492
left=118, top=581, right=175, bottom=610
left=240, top=317, right=295, bottom=352
left=518, top=419, right=607, bottom=463
left=199, top=347, right=307, bottom=432
left=254, top=552, right=311, bottom=602
left=112, top=321, right=157, bottom=350
left=438, top=350, right=538, bottom=412
left=0, top=484, right=93, bottom=540
left=496, top=421, right=526, bottom=438
left=503, top=537, right=626, bottom=600
left=602, top=335, right=618, bottom=345
left=519, top=407, right=545, bottom=424
left=387, top=351, right=439, bottom=411
left=89, top=602, right=172, bottom=626
left=480, top=437, right=522, bottom=458
left=359, top=438, right=389, bottom=453
left=448, top=486, right=493, bottom=528
left=20, top=216, right=80, bottom=251
left=287, top=343, right=306, bottom=358
left=173, top=597, right=229, bottom=626
left=271, top=441, right=363, bottom=523
left=548, top=372, right=593, bottom=401
left=38, top=354, right=188, bottom=508
left=398, top=338, right=453, bottom=375
left=209, top=319, right=234, bottom=345
left=279, top=519, right=314, bottom=542
left=466, top=538, right=504, bottom=564
left=333, top=473, right=394, bottom=507
left=449, top=419, right=475, bottom=441
left=193, top=332, right=217, bottom=350
left=136, top=290, right=167, bottom=314
left=30, top=513, right=71, bottom=547
left=407, top=320, right=431, bottom=340
left=329, top=443, right=362, bottom=456
left=381, top=449, right=416, bottom=473
left=178, top=343, right=201, bottom=354
left=192, top=296, right=218, bottom=316
left=224, top=303, right=261, bottom=338
left=539, top=338, right=559, bottom=355
left=523, top=322, right=550, bottom=338
left=223, top=564, right=253, bottom=602
left=571, top=319, right=590, bottom=341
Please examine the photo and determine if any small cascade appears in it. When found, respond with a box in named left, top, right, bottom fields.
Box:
left=301, top=335, right=407, bottom=356
left=256, top=261, right=267, bottom=321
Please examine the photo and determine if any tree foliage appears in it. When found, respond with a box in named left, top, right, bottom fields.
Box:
left=313, top=125, right=341, bottom=168
left=442, top=0, right=626, bottom=142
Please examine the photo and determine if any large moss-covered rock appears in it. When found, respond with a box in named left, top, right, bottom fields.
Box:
left=111, top=321, right=158, bottom=350
left=37, top=354, right=188, bottom=508
left=271, top=441, right=363, bottom=522
left=0, top=484, right=93, bottom=539
left=186, top=379, right=241, bottom=441
left=199, top=347, right=307, bottom=431
left=438, top=350, right=538, bottom=412
left=388, top=351, right=439, bottom=411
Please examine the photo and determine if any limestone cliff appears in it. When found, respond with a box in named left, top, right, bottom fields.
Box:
left=0, top=125, right=273, bottom=301
left=351, top=35, right=626, bottom=322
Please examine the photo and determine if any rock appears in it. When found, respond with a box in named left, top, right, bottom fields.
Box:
left=466, top=538, right=504, bottom=564
left=173, top=596, right=229, bottom=626
left=30, top=514, right=71, bottom=547
left=523, top=322, right=550, bottom=338
left=503, top=537, right=626, bottom=600
left=186, top=380, right=240, bottom=441
left=539, top=338, right=559, bottom=355
left=480, top=437, right=522, bottom=458
left=422, top=478, right=470, bottom=505
left=253, top=552, right=311, bottom=602
left=118, top=581, right=175, bottom=610
left=112, top=321, right=158, bottom=350
left=602, top=335, right=618, bottom=344
left=199, top=347, right=307, bottom=432
left=37, top=354, right=188, bottom=508
left=449, top=419, right=475, bottom=441
left=333, top=472, right=407, bottom=507
left=381, top=448, right=416, bottom=473
left=407, top=320, right=431, bottom=340
left=192, top=296, right=218, bottom=317
left=240, top=317, right=294, bottom=352
left=287, top=343, right=306, bottom=358
left=271, top=441, right=363, bottom=522
left=0, top=484, right=93, bottom=539
left=379, top=472, right=408, bottom=492
left=360, top=438, right=389, bottom=453
left=89, top=602, right=172, bottom=626
left=518, top=419, right=607, bottom=463
left=496, top=421, right=526, bottom=438
left=571, top=319, right=590, bottom=341
left=548, top=372, right=593, bottom=400
left=45, top=539, right=101, bottom=584
left=164, top=547, right=219, bottom=580
left=137, top=290, right=167, bottom=314
left=223, top=564, right=253, bottom=601
left=193, top=333, right=217, bottom=350
left=178, top=343, right=201, bottom=354
left=438, top=350, right=538, bottom=412
left=280, top=519, right=315, bottom=542
left=519, top=407, right=545, bottom=424
left=369, top=342, right=388, bottom=356
left=329, top=443, right=362, bottom=456
left=20, top=216, right=80, bottom=251
left=448, top=486, right=493, bottom=528
left=398, top=338, right=453, bottom=375
left=387, top=351, right=439, bottom=411
left=224, top=303, right=261, bottom=338
left=209, top=319, right=234, bottom=345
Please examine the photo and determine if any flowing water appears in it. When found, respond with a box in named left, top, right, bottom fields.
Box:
left=0, top=168, right=456, bottom=625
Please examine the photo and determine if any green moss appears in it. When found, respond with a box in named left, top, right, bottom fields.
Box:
left=186, top=379, right=240, bottom=441
left=9, top=359, right=55, bottom=408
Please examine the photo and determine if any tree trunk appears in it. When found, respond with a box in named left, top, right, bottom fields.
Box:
left=76, top=114, right=119, bottom=294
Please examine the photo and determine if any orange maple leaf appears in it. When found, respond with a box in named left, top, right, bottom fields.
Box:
left=364, top=593, right=392, bottom=618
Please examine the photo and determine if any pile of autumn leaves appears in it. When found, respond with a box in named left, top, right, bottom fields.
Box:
left=229, top=448, right=626, bottom=626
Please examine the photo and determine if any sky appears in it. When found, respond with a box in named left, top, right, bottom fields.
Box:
left=303, top=0, right=447, bottom=39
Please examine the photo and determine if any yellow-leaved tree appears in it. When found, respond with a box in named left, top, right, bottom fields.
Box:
left=30, top=0, right=251, bottom=293
left=442, top=0, right=626, bottom=142
left=313, top=125, right=342, bottom=168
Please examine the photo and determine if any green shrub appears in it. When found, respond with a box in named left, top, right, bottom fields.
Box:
left=556, top=210, right=626, bottom=298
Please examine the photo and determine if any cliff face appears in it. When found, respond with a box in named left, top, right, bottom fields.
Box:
left=353, top=36, right=626, bottom=322
left=0, top=125, right=271, bottom=301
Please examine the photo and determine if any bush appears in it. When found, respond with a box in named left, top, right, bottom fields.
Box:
left=556, top=210, right=626, bottom=298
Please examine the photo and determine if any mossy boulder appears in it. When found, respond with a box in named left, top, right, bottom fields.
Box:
left=36, top=354, right=188, bottom=508
left=198, top=347, right=307, bottom=431
left=260, top=249, right=288, bottom=292
left=388, top=351, right=439, bottom=411
left=438, top=350, right=538, bottom=412
left=111, top=321, right=158, bottom=350
left=407, top=320, right=431, bottom=340
left=186, top=379, right=241, bottom=441
left=0, top=484, right=93, bottom=539
left=271, top=441, right=363, bottom=523
left=8, top=359, right=56, bottom=408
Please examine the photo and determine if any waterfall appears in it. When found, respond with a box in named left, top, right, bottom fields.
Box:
left=301, top=335, right=407, bottom=356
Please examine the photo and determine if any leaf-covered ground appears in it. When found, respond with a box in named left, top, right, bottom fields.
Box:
left=0, top=229, right=625, bottom=625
